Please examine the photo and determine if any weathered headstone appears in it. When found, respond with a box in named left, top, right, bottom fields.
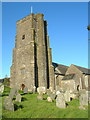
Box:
left=0, top=84, right=4, bottom=93
left=56, top=91, right=60, bottom=96
left=79, top=89, right=88, bottom=106
left=64, top=91, right=71, bottom=102
left=4, top=96, right=14, bottom=111
left=47, top=97, right=52, bottom=102
left=47, top=89, right=52, bottom=96
left=32, top=86, right=36, bottom=93
left=24, top=87, right=28, bottom=94
left=37, top=87, right=46, bottom=94
left=56, top=93, right=66, bottom=108
left=50, top=93, right=56, bottom=100
left=9, top=88, right=18, bottom=99
left=16, top=93, right=21, bottom=102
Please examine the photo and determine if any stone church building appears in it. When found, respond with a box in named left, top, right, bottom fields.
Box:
left=10, top=13, right=54, bottom=92
left=10, top=13, right=90, bottom=93
left=53, top=63, right=90, bottom=94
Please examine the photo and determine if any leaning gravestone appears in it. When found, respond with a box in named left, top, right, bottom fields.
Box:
left=56, top=93, right=66, bottom=108
left=4, top=96, right=14, bottom=111
left=79, top=89, right=88, bottom=106
left=24, top=87, right=28, bottom=94
left=16, top=93, right=21, bottom=102
left=9, top=88, right=18, bottom=99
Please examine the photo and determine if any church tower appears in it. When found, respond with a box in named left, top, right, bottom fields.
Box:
left=10, top=13, right=55, bottom=92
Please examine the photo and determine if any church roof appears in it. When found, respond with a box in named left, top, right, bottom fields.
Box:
left=53, top=62, right=90, bottom=75
left=62, top=74, right=75, bottom=80
left=52, top=62, right=69, bottom=75
left=0, top=79, right=4, bottom=83
left=73, top=64, right=90, bottom=75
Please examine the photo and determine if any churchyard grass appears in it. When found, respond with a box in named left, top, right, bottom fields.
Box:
left=2, top=87, right=88, bottom=118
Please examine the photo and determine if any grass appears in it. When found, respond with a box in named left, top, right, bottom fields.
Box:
left=1, top=87, right=89, bottom=119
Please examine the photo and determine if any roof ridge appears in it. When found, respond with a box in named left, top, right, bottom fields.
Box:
left=72, top=64, right=89, bottom=70
left=52, top=62, right=69, bottom=67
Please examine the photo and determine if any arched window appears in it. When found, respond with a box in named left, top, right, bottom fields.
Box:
left=77, top=85, right=80, bottom=91
left=21, top=84, right=25, bottom=90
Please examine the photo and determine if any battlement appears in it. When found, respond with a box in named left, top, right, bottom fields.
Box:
left=16, top=13, right=34, bottom=25
left=16, top=13, right=44, bottom=25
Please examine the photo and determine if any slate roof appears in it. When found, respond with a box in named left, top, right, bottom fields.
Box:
left=73, top=64, right=90, bottom=75
left=52, top=62, right=69, bottom=75
left=0, top=79, right=4, bottom=83
left=62, top=74, right=75, bottom=80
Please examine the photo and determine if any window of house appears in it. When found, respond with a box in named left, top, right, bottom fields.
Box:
left=22, top=35, right=25, bottom=40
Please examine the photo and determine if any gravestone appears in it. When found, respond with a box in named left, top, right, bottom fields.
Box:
left=56, top=93, right=66, bottom=108
left=47, top=89, right=52, bottom=96
left=47, top=97, right=52, bottom=102
left=64, top=91, right=70, bottom=102
left=4, top=96, right=14, bottom=111
left=24, top=87, right=28, bottom=94
left=79, top=90, right=88, bottom=106
left=32, top=86, right=36, bottom=93
left=50, top=93, right=56, bottom=100
left=56, top=91, right=60, bottom=96
left=16, top=93, right=21, bottom=102
left=9, top=88, right=18, bottom=99
left=0, top=84, right=4, bottom=93
left=37, top=87, right=46, bottom=94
